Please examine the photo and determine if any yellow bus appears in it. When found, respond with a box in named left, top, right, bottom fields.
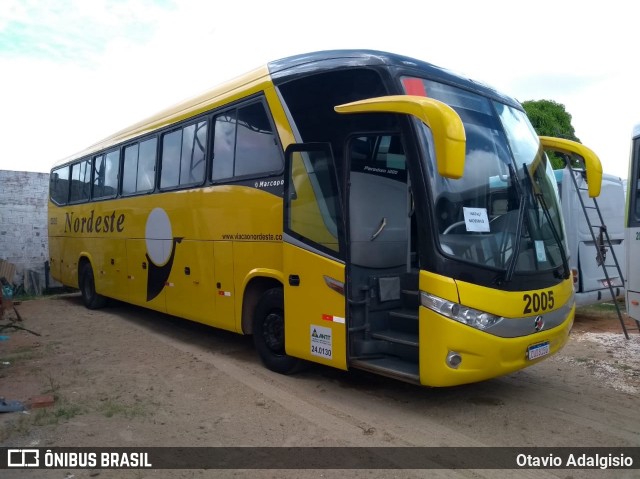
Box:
left=48, top=50, right=602, bottom=387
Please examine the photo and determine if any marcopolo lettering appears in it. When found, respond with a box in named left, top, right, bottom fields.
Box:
left=64, top=210, right=125, bottom=234
left=256, top=179, right=284, bottom=188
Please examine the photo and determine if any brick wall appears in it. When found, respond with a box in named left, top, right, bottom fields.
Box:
left=0, top=170, right=59, bottom=294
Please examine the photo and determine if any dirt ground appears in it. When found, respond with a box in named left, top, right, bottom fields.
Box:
left=1, top=295, right=639, bottom=479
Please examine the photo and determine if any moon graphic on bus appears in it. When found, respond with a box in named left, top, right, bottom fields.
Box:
left=145, top=207, right=182, bottom=301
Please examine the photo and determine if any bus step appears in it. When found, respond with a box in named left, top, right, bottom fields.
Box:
left=371, top=329, right=418, bottom=347
left=401, top=289, right=420, bottom=308
left=350, top=357, right=419, bottom=384
left=401, top=289, right=419, bottom=296
left=389, top=309, right=419, bottom=321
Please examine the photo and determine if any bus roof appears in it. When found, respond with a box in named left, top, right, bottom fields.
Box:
left=53, top=49, right=520, bottom=169
left=268, top=49, right=519, bottom=106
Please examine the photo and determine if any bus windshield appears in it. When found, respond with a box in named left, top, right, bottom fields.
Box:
left=405, top=78, right=567, bottom=277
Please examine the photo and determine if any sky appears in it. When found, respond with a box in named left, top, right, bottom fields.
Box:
left=1, top=0, right=638, bottom=179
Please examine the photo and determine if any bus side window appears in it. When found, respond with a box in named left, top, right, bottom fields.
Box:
left=93, top=149, right=119, bottom=199
left=161, top=129, right=182, bottom=189
left=212, top=100, right=282, bottom=182
left=122, top=144, right=140, bottom=195
left=212, top=110, right=236, bottom=181
left=161, top=120, right=207, bottom=189
left=50, top=165, right=70, bottom=205
left=180, top=121, right=207, bottom=186
left=122, top=138, right=157, bottom=195
left=235, top=102, right=282, bottom=177
left=138, top=138, right=157, bottom=192
left=70, top=159, right=91, bottom=203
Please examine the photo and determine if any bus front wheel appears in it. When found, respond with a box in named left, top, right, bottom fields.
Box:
left=253, top=288, right=302, bottom=374
left=79, top=262, right=107, bottom=310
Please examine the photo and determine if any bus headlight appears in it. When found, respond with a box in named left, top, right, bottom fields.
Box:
left=420, top=292, right=503, bottom=331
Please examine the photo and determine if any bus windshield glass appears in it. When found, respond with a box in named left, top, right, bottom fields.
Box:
left=404, top=78, right=567, bottom=276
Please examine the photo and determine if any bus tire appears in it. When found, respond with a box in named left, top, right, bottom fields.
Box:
left=252, top=288, right=302, bottom=374
left=79, top=262, right=107, bottom=310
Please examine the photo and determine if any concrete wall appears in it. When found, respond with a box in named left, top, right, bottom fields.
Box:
left=0, top=170, right=57, bottom=294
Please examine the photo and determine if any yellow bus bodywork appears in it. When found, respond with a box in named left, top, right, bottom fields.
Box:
left=49, top=184, right=284, bottom=334
left=283, top=243, right=347, bottom=370
left=418, top=271, right=574, bottom=386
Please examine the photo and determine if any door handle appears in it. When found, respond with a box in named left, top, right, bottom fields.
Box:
left=289, top=274, right=300, bottom=287
left=370, top=217, right=387, bottom=241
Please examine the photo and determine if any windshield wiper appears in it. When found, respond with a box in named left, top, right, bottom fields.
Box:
left=527, top=173, right=571, bottom=280
left=501, top=163, right=525, bottom=283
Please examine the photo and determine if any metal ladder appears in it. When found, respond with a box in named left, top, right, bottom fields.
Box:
left=565, top=165, right=639, bottom=338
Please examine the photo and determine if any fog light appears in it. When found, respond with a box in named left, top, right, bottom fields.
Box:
left=446, top=351, right=462, bottom=369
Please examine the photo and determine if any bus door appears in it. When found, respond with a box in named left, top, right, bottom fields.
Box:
left=344, top=133, right=418, bottom=380
left=282, top=143, right=348, bottom=370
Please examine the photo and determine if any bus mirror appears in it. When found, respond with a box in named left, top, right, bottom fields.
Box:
left=335, top=95, right=466, bottom=179
left=539, top=136, right=603, bottom=198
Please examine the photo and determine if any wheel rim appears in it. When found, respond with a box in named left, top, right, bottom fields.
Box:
left=262, top=310, right=285, bottom=354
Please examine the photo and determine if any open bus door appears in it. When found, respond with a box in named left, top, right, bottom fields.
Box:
left=282, top=143, right=348, bottom=370
left=279, top=97, right=466, bottom=380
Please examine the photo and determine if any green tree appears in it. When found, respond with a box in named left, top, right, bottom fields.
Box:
left=522, top=99, right=580, bottom=169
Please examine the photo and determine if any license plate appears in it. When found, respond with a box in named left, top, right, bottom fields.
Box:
left=527, top=341, right=550, bottom=360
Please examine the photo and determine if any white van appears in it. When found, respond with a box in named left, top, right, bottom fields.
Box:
left=556, top=168, right=626, bottom=306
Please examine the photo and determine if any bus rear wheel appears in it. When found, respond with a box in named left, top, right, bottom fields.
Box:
left=79, top=262, right=107, bottom=310
left=253, top=288, right=302, bottom=374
